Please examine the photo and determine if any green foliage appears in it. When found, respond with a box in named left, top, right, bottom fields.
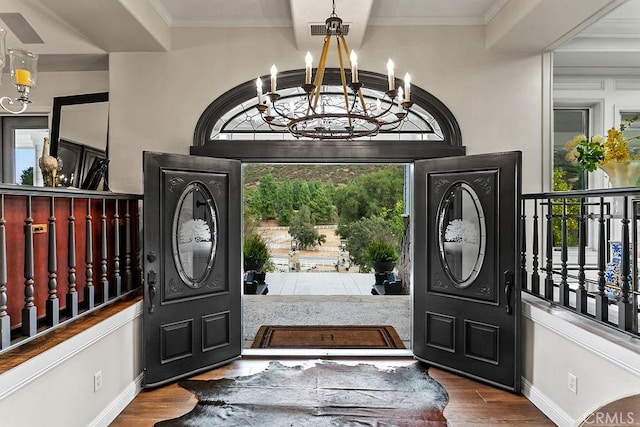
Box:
left=19, top=167, right=34, bottom=185
left=243, top=233, right=269, bottom=262
left=334, top=167, right=404, bottom=226
left=276, top=179, right=294, bottom=226
left=258, top=174, right=278, bottom=220
left=552, top=168, right=579, bottom=247
left=366, top=240, right=398, bottom=262
left=338, top=216, right=398, bottom=272
left=288, top=205, right=326, bottom=250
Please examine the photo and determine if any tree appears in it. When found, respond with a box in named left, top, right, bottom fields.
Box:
left=19, top=167, right=34, bottom=185
left=258, top=174, right=278, bottom=219
left=295, top=181, right=311, bottom=209
left=334, top=167, right=404, bottom=226
left=288, top=205, right=326, bottom=250
left=276, top=179, right=294, bottom=225
left=338, top=215, right=397, bottom=272
left=308, top=182, right=335, bottom=224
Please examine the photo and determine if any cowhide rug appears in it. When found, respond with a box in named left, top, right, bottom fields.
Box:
left=157, top=360, right=448, bottom=426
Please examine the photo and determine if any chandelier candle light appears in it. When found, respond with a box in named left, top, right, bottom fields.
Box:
left=256, top=0, right=413, bottom=140
left=0, top=28, right=38, bottom=114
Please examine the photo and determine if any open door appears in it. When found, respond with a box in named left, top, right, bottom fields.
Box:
left=413, top=151, right=521, bottom=393
left=143, top=152, right=241, bottom=387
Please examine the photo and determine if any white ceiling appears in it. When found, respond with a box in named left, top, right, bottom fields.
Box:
left=0, top=0, right=637, bottom=74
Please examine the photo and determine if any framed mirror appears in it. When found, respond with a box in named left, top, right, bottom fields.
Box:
left=50, top=92, right=109, bottom=189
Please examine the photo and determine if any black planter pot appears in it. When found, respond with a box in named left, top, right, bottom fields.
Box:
left=371, top=261, right=396, bottom=273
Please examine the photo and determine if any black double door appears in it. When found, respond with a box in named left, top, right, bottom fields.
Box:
left=142, top=151, right=521, bottom=392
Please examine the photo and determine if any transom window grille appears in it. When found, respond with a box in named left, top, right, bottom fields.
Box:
left=209, top=84, right=444, bottom=142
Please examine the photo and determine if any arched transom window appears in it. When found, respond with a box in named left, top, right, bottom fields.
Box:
left=194, top=69, right=462, bottom=148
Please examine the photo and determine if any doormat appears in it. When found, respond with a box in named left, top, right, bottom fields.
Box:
left=251, top=324, right=405, bottom=349
left=156, top=361, right=448, bottom=426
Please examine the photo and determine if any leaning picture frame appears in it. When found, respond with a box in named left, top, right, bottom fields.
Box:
left=81, top=157, right=109, bottom=190
left=79, top=146, right=106, bottom=186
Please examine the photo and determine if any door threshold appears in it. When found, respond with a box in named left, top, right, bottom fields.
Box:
left=242, top=348, right=413, bottom=358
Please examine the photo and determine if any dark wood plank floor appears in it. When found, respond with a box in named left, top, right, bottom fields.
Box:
left=111, top=358, right=554, bottom=426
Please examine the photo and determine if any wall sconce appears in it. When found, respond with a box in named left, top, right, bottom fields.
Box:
left=0, top=28, right=38, bottom=114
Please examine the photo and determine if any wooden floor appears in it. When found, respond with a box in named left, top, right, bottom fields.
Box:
left=112, top=357, right=554, bottom=427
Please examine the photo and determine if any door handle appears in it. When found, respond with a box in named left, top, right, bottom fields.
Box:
left=147, top=270, right=157, bottom=314
left=504, top=270, right=513, bottom=314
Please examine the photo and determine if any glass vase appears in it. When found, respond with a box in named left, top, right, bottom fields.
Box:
left=598, top=160, right=640, bottom=188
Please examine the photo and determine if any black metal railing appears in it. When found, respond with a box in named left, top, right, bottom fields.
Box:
left=522, top=187, right=640, bottom=336
left=0, top=184, right=142, bottom=353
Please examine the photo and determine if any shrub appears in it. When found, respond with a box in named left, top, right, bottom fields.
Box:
left=243, top=233, right=269, bottom=262
left=366, top=240, right=398, bottom=263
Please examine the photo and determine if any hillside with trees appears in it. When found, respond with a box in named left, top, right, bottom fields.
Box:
left=243, top=164, right=405, bottom=271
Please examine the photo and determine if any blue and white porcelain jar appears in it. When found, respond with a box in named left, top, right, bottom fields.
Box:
left=604, top=241, right=624, bottom=302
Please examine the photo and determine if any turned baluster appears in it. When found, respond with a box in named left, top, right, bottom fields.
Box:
left=84, top=198, right=94, bottom=309
left=0, top=195, right=10, bottom=349
left=595, top=197, right=608, bottom=321
left=100, top=198, right=109, bottom=303
left=113, top=199, right=121, bottom=296
left=22, top=196, right=36, bottom=336
left=575, top=198, right=587, bottom=314
left=618, top=195, right=633, bottom=331
left=46, top=197, right=59, bottom=326
left=520, top=200, right=528, bottom=291
left=531, top=200, right=540, bottom=295
left=124, top=200, right=132, bottom=292
left=544, top=201, right=554, bottom=299
left=559, top=199, right=570, bottom=307
left=66, top=198, right=78, bottom=317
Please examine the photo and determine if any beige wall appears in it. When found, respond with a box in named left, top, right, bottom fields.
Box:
left=0, top=70, right=109, bottom=121
left=107, top=25, right=544, bottom=194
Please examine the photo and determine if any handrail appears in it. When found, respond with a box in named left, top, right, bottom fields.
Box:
left=521, top=187, right=640, bottom=338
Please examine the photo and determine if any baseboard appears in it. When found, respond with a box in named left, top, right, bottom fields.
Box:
left=90, top=373, right=144, bottom=427
left=522, top=377, right=575, bottom=427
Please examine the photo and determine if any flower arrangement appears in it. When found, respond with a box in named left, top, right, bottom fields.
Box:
left=565, top=115, right=640, bottom=172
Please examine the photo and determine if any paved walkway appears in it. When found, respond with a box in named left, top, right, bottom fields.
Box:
left=242, top=272, right=411, bottom=347
left=263, top=272, right=375, bottom=295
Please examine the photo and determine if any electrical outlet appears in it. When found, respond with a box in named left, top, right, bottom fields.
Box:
left=94, top=370, right=103, bottom=392
left=568, top=373, right=577, bottom=394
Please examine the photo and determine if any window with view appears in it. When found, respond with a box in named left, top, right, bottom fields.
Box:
left=554, top=109, right=589, bottom=191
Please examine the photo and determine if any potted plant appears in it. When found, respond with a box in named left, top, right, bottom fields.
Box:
left=243, top=233, right=269, bottom=272
left=367, top=240, right=398, bottom=274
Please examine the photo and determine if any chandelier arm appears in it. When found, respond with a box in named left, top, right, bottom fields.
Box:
left=335, top=36, right=353, bottom=129
left=338, top=35, right=367, bottom=114
left=0, top=97, right=28, bottom=114
left=371, top=98, right=399, bottom=122
left=311, top=36, right=332, bottom=113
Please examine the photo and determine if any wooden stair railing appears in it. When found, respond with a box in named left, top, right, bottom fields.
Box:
left=0, top=184, right=142, bottom=352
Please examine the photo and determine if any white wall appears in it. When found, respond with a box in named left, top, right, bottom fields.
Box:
left=522, top=294, right=640, bottom=426
left=0, top=70, right=108, bottom=120
left=107, top=25, right=544, bottom=194
left=0, top=301, right=143, bottom=427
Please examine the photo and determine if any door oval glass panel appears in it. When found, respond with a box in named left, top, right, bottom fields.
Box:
left=437, top=182, right=486, bottom=288
left=172, top=182, right=218, bottom=288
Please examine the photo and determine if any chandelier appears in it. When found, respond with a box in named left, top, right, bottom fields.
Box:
left=255, top=0, right=412, bottom=140
left=0, top=28, right=38, bottom=114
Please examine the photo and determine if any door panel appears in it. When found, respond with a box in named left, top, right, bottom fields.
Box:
left=143, top=152, right=241, bottom=388
left=414, top=151, right=521, bottom=392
